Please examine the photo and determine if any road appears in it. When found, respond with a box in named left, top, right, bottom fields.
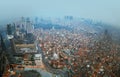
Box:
left=35, top=40, right=68, bottom=77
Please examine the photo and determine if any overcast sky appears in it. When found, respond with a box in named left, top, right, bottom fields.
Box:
left=0, top=0, right=120, bottom=26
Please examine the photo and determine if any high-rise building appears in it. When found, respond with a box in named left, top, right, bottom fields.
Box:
left=1, top=32, right=11, bottom=50
left=7, top=24, right=14, bottom=39
left=15, top=17, right=34, bottom=34
left=64, top=16, right=73, bottom=20
left=7, top=24, right=17, bottom=53
left=1, top=32, right=16, bottom=63
left=0, top=34, right=9, bottom=77
left=7, top=24, right=12, bottom=35
left=15, top=17, right=26, bottom=34
left=9, top=38, right=16, bottom=53
left=26, top=17, right=34, bottom=34
left=21, top=17, right=27, bottom=31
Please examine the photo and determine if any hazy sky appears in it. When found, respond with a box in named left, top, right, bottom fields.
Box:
left=0, top=0, right=120, bottom=26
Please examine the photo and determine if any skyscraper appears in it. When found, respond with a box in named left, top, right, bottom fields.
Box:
left=26, top=17, right=34, bottom=34
left=7, top=24, right=12, bottom=35
left=1, top=32, right=11, bottom=50
left=0, top=33, right=9, bottom=77
left=7, top=24, right=15, bottom=39
left=7, top=24, right=16, bottom=53
left=0, top=32, right=16, bottom=64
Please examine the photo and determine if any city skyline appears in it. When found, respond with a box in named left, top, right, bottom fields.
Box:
left=0, top=0, right=120, bottom=27
left=1, top=4, right=120, bottom=76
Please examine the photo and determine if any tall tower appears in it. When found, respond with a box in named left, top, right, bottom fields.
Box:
left=26, top=17, right=34, bottom=34
left=7, top=24, right=12, bottom=35
left=0, top=34, right=9, bottom=77
left=0, top=33, right=6, bottom=51
left=21, top=17, right=27, bottom=31
left=0, top=32, right=16, bottom=64
left=1, top=32, right=11, bottom=50
left=6, top=24, right=16, bottom=53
